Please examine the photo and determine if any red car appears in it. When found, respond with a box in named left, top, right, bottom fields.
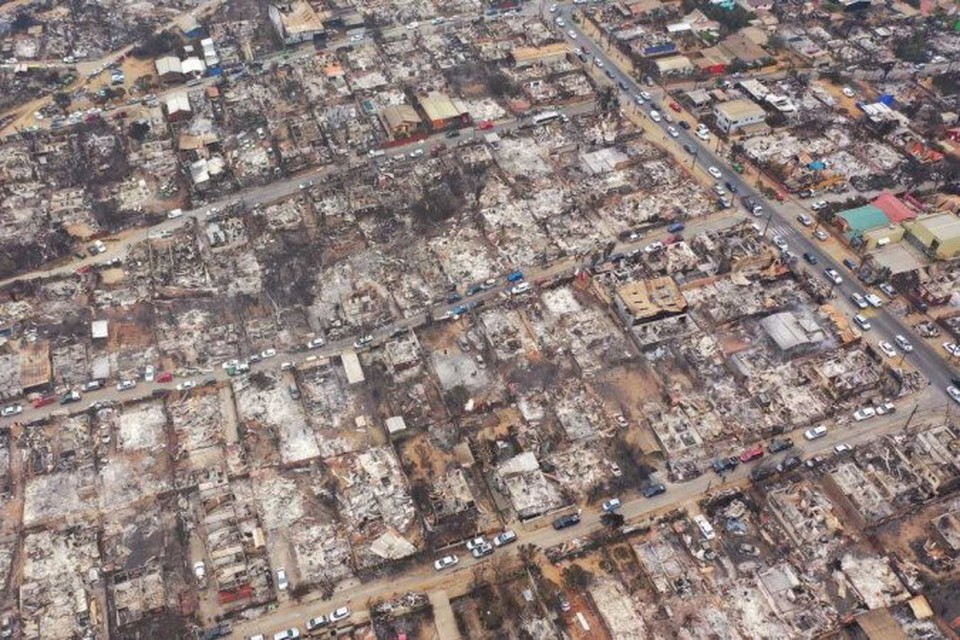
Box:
left=739, top=446, right=764, bottom=463
left=156, top=372, right=173, bottom=383
left=477, top=120, right=494, bottom=131
left=32, top=395, right=56, bottom=409
left=669, top=102, right=682, bottom=113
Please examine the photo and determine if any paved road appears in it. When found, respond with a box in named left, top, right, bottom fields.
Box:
left=228, top=392, right=934, bottom=639
left=554, top=2, right=959, bottom=398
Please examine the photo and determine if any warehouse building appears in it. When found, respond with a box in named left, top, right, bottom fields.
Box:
left=714, top=99, right=767, bottom=133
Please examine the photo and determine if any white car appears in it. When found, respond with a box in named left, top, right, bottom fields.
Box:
left=555, top=16, right=565, bottom=26
left=280, top=362, right=296, bottom=371
left=273, top=630, right=300, bottom=640
left=144, top=365, right=155, bottom=382
left=176, top=380, right=196, bottom=391
left=853, top=407, right=877, bottom=421
left=408, top=148, right=424, bottom=159
left=549, top=3, right=558, bottom=11
left=943, top=342, right=960, bottom=357
left=329, top=607, right=351, bottom=623
left=602, top=498, right=622, bottom=512
left=877, top=341, right=897, bottom=358
left=696, top=129, right=710, bottom=141
left=667, top=126, right=679, bottom=138
left=824, top=268, right=842, bottom=285
left=814, top=228, right=829, bottom=241
left=634, top=94, right=645, bottom=105
left=707, top=166, right=722, bottom=179
left=353, top=335, right=374, bottom=349
left=434, top=555, right=459, bottom=571
left=307, top=337, right=325, bottom=349
left=117, top=380, right=137, bottom=391
left=834, top=443, right=852, bottom=454
left=305, top=616, right=329, bottom=632
left=1, top=404, right=22, bottom=417
left=649, top=110, right=661, bottom=122
left=804, top=425, right=828, bottom=440
left=640, top=91, right=652, bottom=101
left=276, top=569, right=289, bottom=591
left=947, top=386, right=960, bottom=404
left=850, top=292, right=868, bottom=309
left=853, top=314, right=871, bottom=331
left=864, top=293, right=883, bottom=308
left=842, top=86, right=856, bottom=98
left=894, top=334, right=913, bottom=352
left=167, top=208, right=184, bottom=219
left=261, top=348, right=277, bottom=359
left=567, top=30, right=577, bottom=39
left=221, top=359, right=239, bottom=370
left=772, top=235, right=788, bottom=251
left=465, top=537, right=486, bottom=551
left=510, top=282, right=532, bottom=295
left=493, top=530, right=517, bottom=547
left=810, top=200, right=828, bottom=211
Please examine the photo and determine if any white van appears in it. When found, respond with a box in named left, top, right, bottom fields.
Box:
left=804, top=425, right=828, bottom=440
left=693, top=514, right=716, bottom=541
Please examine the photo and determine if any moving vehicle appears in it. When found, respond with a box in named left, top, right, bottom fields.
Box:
left=434, top=555, right=459, bottom=571
left=853, top=314, right=871, bottom=331
left=553, top=513, right=581, bottom=530
left=667, top=125, right=679, bottom=137
left=493, top=530, right=517, bottom=547
left=772, top=235, right=788, bottom=252
left=804, top=425, right=827, bottom=440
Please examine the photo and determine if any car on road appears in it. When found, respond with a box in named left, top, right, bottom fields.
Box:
left=853, top=314, right=871, bottom=331
left=943, top=342, right=960, bottom=357
left=280, top=361, right=295, bottom=371
left=864, top=293, right=883, bottom=308
left=506, top=270, right=524, bottom=283
left=353, top=335, right=374, bottom=349
left=643, top=483, right=666, bottom=498
left=724, top=181, right=738, bottom=193
left=567, top=29, right=577, bottom=39
left=843, top=257, right=858, bottom=270
left=803, top=252, right=817, bottom=265
left=853, top=407, right=877, bottom=421
left=1, top=405, right=22, bottom=417
left=167, top=208, right=184, bottom=219
left=144, top=365, right=155, bottom=382
left=810, top=200, right=828, bottom=211
left=434, top=555, right=459, bottom=571
left=329, top=607, right=351, bottom=623
left=707, top=166, right=722, bottom=179
left=493, top=530, right=517, bottom=547
left=666, top=125, right=679, bottom=137
left=83, top=380, right=103, bottom=392
left=824, top=268, right=842, bottom=285
left=768, top=438, right=793, bottom=454
left=739, top=446, right=764, bottom=463
left=549, top=3, right=558, bottom=11
left=305, top=616, right=329, bottom=632
left=878, top=341, right=897, bottom=358
left=298, top=180, right=313, bottom=190
left=842, top=86, right=856, bottom=98
left=805, top=455, right=827, bottom=469
left=276, top=569, right=289, bottom=591
left=477, top=120, right=494, bottom=130
left=649, top=110, right=661, bottom=122
left=814, top=228, right=829, bottom=241
left=221, top=359, right=239, bottom=370
left=176, top=380, right=196, bottom=391
left=713, top=456, right=739, bottom=473
left=471, top=542, right=494, bottom=559
left=634, top=94, right=645, bottom=105
left=947, top=386, right=960, bottom=404
left=834, top=443, right=852, bottom=455
left=510, top=282, right=532, bottom=295
left=678, top=120, right=691, bottom=129
left=875, top=401, right=895, bottom=415
left=713, top=183, right=726, bottom=197
left=683, top=143, right=696, bottom=154
left=602, top=498, right=622, bottom=512
left=307, top=337, right=325, bottom=349
left=261, top=348, right=277, bottom=359
left=804, top=425, right=828, bottom=440
left=696, top=129, right=710, bottom=141
left=593, top=57, right=603, bottom=68
left=61, top=390, right=81, bottom=405
left=555, top=16, right=565, bottom=26
left=750, top=465, right=777, bottom=482
left=117, top=380, right=136, bottom=391
left=667, top=222, right=685, bottom=233
left=273, top=629, right=300, bottom=640
left=797, top=214, right=813, bottom=226
left=894, top=334, right=913, bottom=352
left=33, top=395, right=56, bottom=408
left=772, top=235, right=788, bottom=252
left=553, top=513, right=581, bottom=530
left=408, top=148, right=424, bottom=159
left=639, top=90, right=652, bottom=101
left=850, top=292, right=868, bottom=309
left=879, top=282, right=897, bottom=298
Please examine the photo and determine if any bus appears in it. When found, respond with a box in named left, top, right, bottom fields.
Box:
left=532, top=110, right=562, bottom=126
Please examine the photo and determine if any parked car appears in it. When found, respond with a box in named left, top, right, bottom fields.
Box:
left=493, top=530, right=517, bottom=547
left=814, top=228, right=829, bottom=241
left=261, top=348, right=277, bottom=359
left=713, top=456, right=739, bottom=473
left=144, top=365, right=155, bottom=382
left=552, top=513, right=581, bottom=530
left=878, top=341, right=897, bottom=358
left=850, top=292, right=868, bottom=309
left=853, top=407, right=877, bottom=421
left=739, top=446, right=764, bottom=463
left=1, top=405, right=22, bottom=418
left=803, top=252, right=818, bottom=264
left=61, top=390, right=81, bottom=405
left=843, top=257, right=858, bottom=270
left=329, top=607, right=351, bottom=623
left=805, top=455, right=827, bottom=469
left=353, top=335, right=374, bottom=349
left=853, top=314, right=871, bottom=331
left=307, top=337, right=325, bottom=349
left=471, top=542, right=494, bottom=559
left=707, top=166, right=722, bottom=179
left=894, top=334, right=913, bottom=352
left=667, top=222, right=685, bottom=233
left=465, top=537, right=486, bottom=551
left=797, top=214, right=813, bottom=226
left=434, top=555, right=459, bottom=571
left=272, top=630, right=300, bottom=640
left=116, top=380, right=136, bottom=391
left=83, top=380, right=103, bottom=391
left=834, top=443, right=852, bottom=454
left=767, top=438, right=793, bottom=454
left=176, top=380, right=196, bottom=391
left=678, top=120, right=691, bottom=129
left=601, top=498, right=622, bottom=512
left=557, top=593, right=571, bottom=612
left=864, top=293, right=883, bottom=307
left=643, top=483, right=666, bottom=498
left=804, top=425, right=828, bottom=440
left=776, top=456, right=802, bottom=473
left=879, top=282, right=897, bottom=298
left=823, top=268, right=842, bottom=285
left=305, top=616, right=329, bottom=632
left=750, top=465, right=777, bottom=482
left=875, top=401, right=896, bottom=415
left=276, top=569, right=289, bottom=591
left=156, top=371, right=173, bottom=383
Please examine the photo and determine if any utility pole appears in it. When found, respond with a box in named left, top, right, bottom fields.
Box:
left=903, top=402, right=920, bottom=433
